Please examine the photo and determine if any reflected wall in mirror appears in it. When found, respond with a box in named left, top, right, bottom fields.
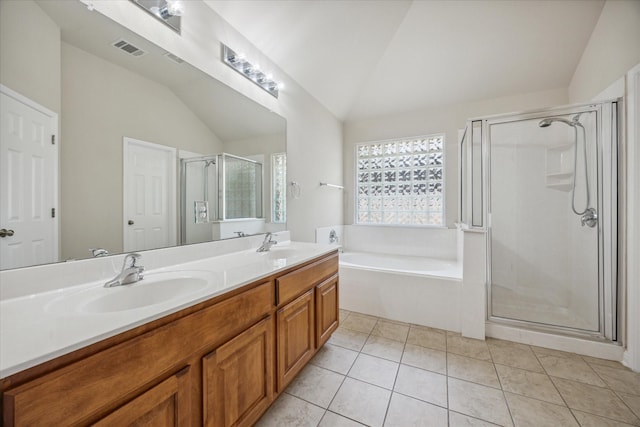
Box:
left=0, top=0, right=286, bottom=270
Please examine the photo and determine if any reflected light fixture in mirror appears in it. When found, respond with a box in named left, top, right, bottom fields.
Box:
left=0, top=0, right=286, bottom=270
left=130, top=0, right=183, bottom=33
left=222, top=44, right=283, bottom=98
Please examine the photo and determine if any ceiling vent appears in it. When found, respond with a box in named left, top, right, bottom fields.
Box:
left=164, top=52, right=184, bottom=64
left=112, top=39, right=147, bottom=57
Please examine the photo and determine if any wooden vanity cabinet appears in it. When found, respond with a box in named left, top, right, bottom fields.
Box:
left=203, top=316, right=275, bottom=427
left=1, top=281, right=273, bottom=426
left=1, top=250, right=339, bottom=427
left=93, top=367, right=192, bottom=427
left=275, top=253, right=339, bottom=391
left=316, top=274, right=339, bottom=348
left=277, top=289, right=316, bottom=391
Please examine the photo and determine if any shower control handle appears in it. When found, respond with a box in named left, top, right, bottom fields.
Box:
left=581, top=208, right=598, bottom=228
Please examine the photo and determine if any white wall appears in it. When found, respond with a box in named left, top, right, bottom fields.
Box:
left=0, top=0, right=60, bottom=114
left=61, top=42, right=224, bottom=260
left=343, top=225, right=458, bottom=260
left=625, top=64, right=640, bottom=371
left=567, top=0, right=640, bottom=368
left=85, top=0, right=343, bottom=243
left=569, top=0, right=640, bottom=103
left=343, top=88, right=568, bottom=227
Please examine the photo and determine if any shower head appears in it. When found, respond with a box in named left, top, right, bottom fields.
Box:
left=538, top=117, right=575, bottom=128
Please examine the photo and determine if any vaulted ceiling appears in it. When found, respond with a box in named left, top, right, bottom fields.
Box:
left=204, top=0, right=605, bottom=121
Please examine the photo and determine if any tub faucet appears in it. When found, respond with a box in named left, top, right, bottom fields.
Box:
left=105, top=253, right=144, bottom=287
left=257, top=233, right=277, bottom=252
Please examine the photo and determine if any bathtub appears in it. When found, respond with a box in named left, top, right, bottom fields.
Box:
left=339, top=251, right=463, bottom=332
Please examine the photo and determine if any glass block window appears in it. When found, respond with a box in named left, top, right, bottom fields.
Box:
left=355, top=135, right=444, bottom=226
left=272, top=152, right=286, bottom=223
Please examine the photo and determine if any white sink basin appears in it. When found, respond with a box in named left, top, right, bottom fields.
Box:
left=265, top=247, right=300, bottom=260
left=46, top=271, right=220, bottom=314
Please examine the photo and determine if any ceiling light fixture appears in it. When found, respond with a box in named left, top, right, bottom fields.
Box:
left=130, top=0, right=183, bottom=33
left=154, top=0, right=184, bottom=19
left=222, top=44, right=281, bottom=98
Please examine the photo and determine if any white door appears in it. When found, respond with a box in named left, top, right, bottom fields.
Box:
left=0, top=86, right=58, bottom=269
left=123, top=137, right=176, bottom=252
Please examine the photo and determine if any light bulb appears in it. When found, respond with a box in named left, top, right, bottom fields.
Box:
left=165, top=0, right=184, bottom=17
left=157, top=0, right=184, bottom=19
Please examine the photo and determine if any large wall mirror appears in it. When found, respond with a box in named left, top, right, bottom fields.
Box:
left=0, top=0, right=286, bottom=270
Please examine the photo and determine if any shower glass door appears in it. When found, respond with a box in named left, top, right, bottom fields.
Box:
left=488, top=108, right=604, bottom=333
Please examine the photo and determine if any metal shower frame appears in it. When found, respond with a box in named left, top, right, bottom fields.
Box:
left=461, top=99, right=621, bottom=342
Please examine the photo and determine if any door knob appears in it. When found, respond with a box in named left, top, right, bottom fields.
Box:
left=0, top=229, right=15, bottom=237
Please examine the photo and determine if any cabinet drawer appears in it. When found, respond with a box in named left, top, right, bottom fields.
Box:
left=277, top=253, right=338, bottom=306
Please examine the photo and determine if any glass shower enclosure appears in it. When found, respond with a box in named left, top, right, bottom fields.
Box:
left=180, top=153, right=263, bottom=244
left=461, top=100, right=620, bottom=340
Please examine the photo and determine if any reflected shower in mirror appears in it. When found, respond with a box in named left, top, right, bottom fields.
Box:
left=180, top=153, right=267, bottom=245
left=0, top=0, right=286, bottom=270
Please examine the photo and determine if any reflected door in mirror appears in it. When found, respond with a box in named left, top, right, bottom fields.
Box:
left=0, top=88, right=58, bottom=269
left=123, top=138, right=177, bottom=252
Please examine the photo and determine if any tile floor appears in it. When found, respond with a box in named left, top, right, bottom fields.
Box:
left=256, top=310, right=640, bottom=427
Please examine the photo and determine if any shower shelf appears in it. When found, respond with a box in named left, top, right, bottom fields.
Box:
left=545, top=144, right=573, bottom=191
left=546, top=182, right=573, bottom=191
left=546, top=171, right=573, bottom=179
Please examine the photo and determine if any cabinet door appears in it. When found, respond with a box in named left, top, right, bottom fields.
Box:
left=316, top=274, right=339, bottom=348
left=94, top=367, right=191, bottom=427
left=277, top=289, right=315, bottom=391
left=203, top=316, right=274, bottom=427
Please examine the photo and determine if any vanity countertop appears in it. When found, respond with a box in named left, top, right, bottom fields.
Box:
left=0, top=240, right=337, bottom=379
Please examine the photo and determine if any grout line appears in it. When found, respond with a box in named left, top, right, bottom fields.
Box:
left=320, top=374, right=347, bottom=423
left=529, top=346, right=586, bottom=427
left=444, top=330, right=450, bottom=416
left=569, top=406, right=640, bottom=427
left=449, top=411, right=503, bottom=426
left=284, top=311, right=640, bottom=426
left=612, top=389, right=640, bottom=421
left=381, top=321, right=410, bottom=427
left=484, top=343, right=517, bottom=426
left=324, top=409, right=368, bottom=426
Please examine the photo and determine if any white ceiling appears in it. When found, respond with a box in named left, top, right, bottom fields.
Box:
left=204, top=0, right=605, bottom=121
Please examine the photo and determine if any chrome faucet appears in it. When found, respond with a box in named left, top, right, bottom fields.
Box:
left=90, top=248, right=109, bottom=257
left=105, top=253, right=145, bottom=287
left=256, top=232, right=277, bottom=252
left=329, top=229, right=339, bottom=244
